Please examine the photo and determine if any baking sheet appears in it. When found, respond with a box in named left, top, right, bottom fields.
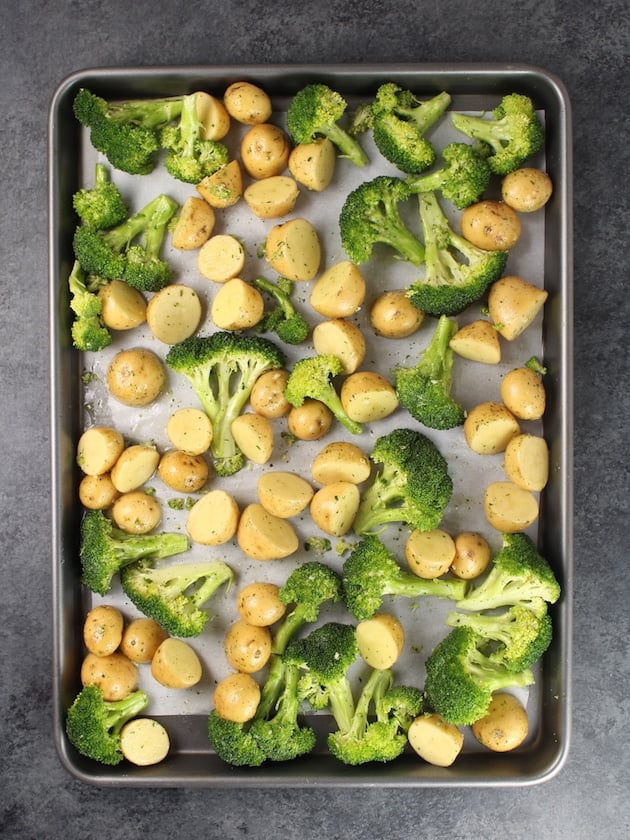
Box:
left=49, top=64, right=573, bottom=786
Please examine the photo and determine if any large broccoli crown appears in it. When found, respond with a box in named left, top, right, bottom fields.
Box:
left=406, top=141, right=492, bottom=209
left=72, top=163, right=128, bottom=229
left=161, top=93, right=229, bottom=183
left=284, top=354, right=363, bottom=435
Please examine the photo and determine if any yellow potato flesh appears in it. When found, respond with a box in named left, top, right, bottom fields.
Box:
left=405, top=529, right=456, bottom=579
left=356, top=614, right=405, bottom=670
left=151, top=638, right=202, bottom=688
left=464, top=402, right=520, bottom=455
left=171, top=196, right=215, bottom=250
left=471, top=693, right=529, bottom=752
left=288, top=137, right=336, bottom=191
left=166, top=408, right=213, bottom=455
left=236, top=503, right=299, bottom=560
left=488, top=276, right=548, bottom=341
left=340, top=371, right=399, bottom=423
left=309, top=260, right=366, bottom=318
left=120, top=718, right=170, bottom=766
left=309, top=481, right=360, bottom=537
left=231, top=413, right=274, bottom=465
left=311, top=441, right=371, bottom=485
left=408, top=714, right=464, bottom=767
left=198, top=234, right=246, bottom=283
left=312, top=319, right=366, bottom=374
left=504, top=434, right=549, bottom=491
left=146, top=284, right=202, bottom=344
left=211, top=278, right=264, bottom=330
left=264, top=218, right=321, bottom=281
left=186, top=490, right=240, bottom=545
left=257, top=471, right=314, bottom=518
left=196, top=160, right=243, bottom=208
left=110, top=444, right=160, bottom=493
left=98, top=279, right=146, bottom=330
left=77, top=426, right=125, bottom=476
left=449, top=319, right=501, bottom=365
left=483, top=481, right=539, bottom=532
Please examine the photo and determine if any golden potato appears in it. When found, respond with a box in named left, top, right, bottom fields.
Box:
left=171, top=196, right=215, bottom=250
left=257, top=471, right=314, bottom=518
left=223, top=81, right=272, bottom=125
left=312, top=319, right=366, bottom=374
left=193, top=91, right=230, bottom=140
left=186, top=490, right=240, bottom=545
left=106, top=348, right=166, bottom=407
left=196, top=159, right=243, bottom=209
left=451, top=532, right=492, bottom=580
left=120, top=618, right=169, bottom=664
left=487, top=276, right=548, bottom=341
left=112, top=490, right=161, bottom=534
left=369, top=290, right=424, bottom=338
left=231, top=412, right=274, bottom=464
left=405, top=528, right=456, bottom=579
left=356, top=614, right=405, bottom=670
left=237, top=582, right=286, bottom=627
left=288, top=137, right=336, bottom=191
left=120, top=718, right=170, bottom=766
left=408, top=713, right=464, bottom=767
left=311, top=440, right=371, bottom=485
left=483, top=481, right=540, bottom=532
left=158, top=449, right=209, bottom=493
left=151, top=638, right=202, bottom=689
left=501, top=168, right=553, bottom=213
left=110, top=443, right=160, bottom=493
left=166, top=408, right=213, bottom=455
left=79, top=472, right=120, bottom=510
left=243, top=175, right=300, bottom=219
left=500, top=367, right=546, bottom=420
left=236, top=503, right=299, bottom=561
left=81, top=651, right=138, bottom=701
left=146, top=284, right=203, bottom=345
left=77, top=426, right=125, bottom=477
left=211, top=278, right=265, bottom=330
left=264, top=218, right=321, bottom=281
left=460, top=200, right=521, bottom=251
left=224, top=619, right=272, bottom=673
left=213, top=672, right=261, bottom=723
left=309, top=481, right=360, bottom=537
left=463, top=401, right=520, bottom=455
left=449, top=319, right=501, bottom=365
left=504, top=433, right=550, bottom=491
left=340, top=371, right=399, bottom=423
left=83, top=604, right=124, bottom=657
left=98, top=279, right=146, bottom=330
left=471, top=692, right=529, bottom=752
left=309, top=260, right=366, bottom=318
left=249, top=368, right=291, bottom=418
left=287, top=399, right=333, bottom=440
left=198, top=234, right=246, bottom=283
left=240, top=123, right=291, bottom=179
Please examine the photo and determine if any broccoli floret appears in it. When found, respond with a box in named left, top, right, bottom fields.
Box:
left=303, top=535, right=333, bottom=556
left=207, top=712, right=267, bottom=768
left=370, top=84, right=452, bottom=174
left=73, top=88, right=183, bottom=175
left=406, top=142, right=491, bottom=209
left=72, top=163, right=128, bottom=229
left=79, top=509, right=189, bottom=596
left=252, top=276, right=310, bottom=345
left=120, top=559, right=233, bottom=637
left=160, top=92, right=229, bottom=183
left=65, top=685, right=148, bottom=765
left=72, top=193, right=178, bottom=291
left=352, top=428, right=454, bottom=537
left=286, top=83, right=369, bottom=167
left=424, top=625, right=535, bottom=725
left=339, top=175, right=425, bottom=266
left=455, top=533, right=561, bottom=613
left=165, top=332, right=285, bottom=476
left=407, top=191, right=508, bottom=316
left=67, top=259, right=112, bottom=352
left=342, top=535, right=467, bottom=621
left=284, top=354, right=363, bottom=436
left=393, top=314, right=465, bottom=430
left=446, top=602, right=553, bottom=672
left=450, top=93, right=545, bottom=175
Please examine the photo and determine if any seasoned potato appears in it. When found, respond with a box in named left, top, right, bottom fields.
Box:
left=501, top=168, right=553, bottom=213
left=309, top=260, right=366, bottom=318
left=211, top=277, right=265, bottom=330
left=98, top=279, right=147, bottom=330
left=158, top=449, right=209, bottom=493
left=460, top=200, right=521, bottom=250
left=240, top=123, right=291, bottom=179
left=243, top=175, right=300, bottom=219
left=120, top=718, right=170, bottom=766
left=166, top=408, right=213, bottom=455
left=487, top=275, right=548, bottom=341
left=196, top=159, right=243, bottom=209
left=224, top=619, right=272, bottom=673
left=83, top=604, right=124, bottom=657
left=106, top=348, right=166, bottom=407
left=463, top=401, right=520, bottom=455
left=504, top=433, right=550, bottom=491
left=213, top=672, right=261, bottom=723
left=146, top=284, right=202, bottom=344
left=500, top=367, right=546, bottom=420
left=408, top=713, right=464, bottom=767
left=483, top=480, right=539, bottom=532
left=405, top=528, right=456, bottom=579
left=264, top=218, right=321, bottom=281
left=249, top=368, right=291, bottom=418
left=309, top=481, right=360, bottom=537
left=79, top=472, right=120, bottom=510
left=449, top=319, right=501, bottom=365
left=340, top=371, right=399, bottom=423
left=236, top=503, right=299, bottom=561
left=287, top=399, right=333, bottom=440
left=237, top=582, right=286, bottom=627
left=312, top=319, right=366, bottom=375
left=231, top=412, right=274, bottom=464
left=356, top=613, right=405, bottom=670
left=223, top=81, right=272, bottom=125
left=198, top=234, right=246, bottom=283
left=110, top=443, right=160, bottom=493
left=451, top=531, right=492, bottom=580
left=170, top=196, right=215, bottom=250
left=77, top=426, right=125, bottom=476
left=151, top=638, right=202, bottom=689
left=120, top=618, right=169, bottom=664
left=369, top=290, right=424, bottom=338
left=311, top=440, right=371, bottom=485
left=81, top=651, right=138, bottom=701
left=257, top=471, right=314, bottom=518
left=186, top=490, right=240, bottom=545
left=471, top=692, right=529, bottom=751
left=194, top=91, right=231, bottom=140
left=288, top=137, right=336, bottom=191
left=112, top=490, right=161, bottom=534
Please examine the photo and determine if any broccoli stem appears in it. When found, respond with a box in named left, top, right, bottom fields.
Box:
left=104, top=194, right=171, bottom=252
left=320, top=122, right=369, bottom=167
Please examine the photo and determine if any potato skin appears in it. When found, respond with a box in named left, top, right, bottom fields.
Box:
left=83, top=605, right=124, bottom=657
left=501, top=168, right=553, bottom=213
left=471, top=692, right=529, bottom=751
left=81, top=651, right=138, bottom=701
left=106, top=348, right=166, bottom=407
left=461, top=200, right=521, bottom=251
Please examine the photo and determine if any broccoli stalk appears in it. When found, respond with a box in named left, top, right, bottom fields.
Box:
left=286, top=83, right=369, bottom=167
left=165, top=332, right=285, bottom=476
left=252, top=276, right=310, bottom=345
left=393, top=314, right=465, bottom=430
left=121, top=559, right=233, bottom=637
left=407, top=191, right=508, bottom=316
left=352, top=428, right=454, bottom=537
left=284, top=354, right=363, bottom=435
left=406, top=142, right=491, bottom=209
left=160, top=92, right=229, bottom=183
left=339, top=175, right=425, bottom=266
left=123, top=194, right=179, bottom=291
left=79, top=509, right=189, bottom=596
left=67, top=259, right=112, bottom=352
left=72, top=162, right=128, bottom=229
left=66, top=684, right=148, bottom=765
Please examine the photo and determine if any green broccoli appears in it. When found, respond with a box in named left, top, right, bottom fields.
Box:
left=393, top=314, right=465, bottom=430
left=406, top=191, right=508, bottom=316
left=120, top=559, right=233, bottom=637
left=65, top=684, right=148, bottom=765
left=454, top=533, right=561, bottom=613
left=424, top=625, right=535, bottom=725
left=72, top=163, right=128, bottom=229
left=207, top=711, right=267, bottom=767
left=79, top=509, right=189, bottom=596
left=450, top=93, right=545, bottom=175
left=339, top=175, right=425, bottom=266
left=370, top=84, right=452, bottom=174
left=73, top=88, right=184, bottom=175
left=352, top=428, right=453, bottom=537
left=252, top=275, right=310, bottom=345
left=284, top=354, right=363, bottom=436
left=406, top=142, right=491, bottom=209
left=160, top=92, right=230, bottom=183
left=342, top=535, right=467, bottom=621
left=286, top=83, right=369, bottom=167
left=165, top=332, right=285, bottom=476
left=67, top=259, right=112, bottom=352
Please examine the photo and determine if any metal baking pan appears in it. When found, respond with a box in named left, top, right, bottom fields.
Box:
left=49, top=64, right=573, bottom=786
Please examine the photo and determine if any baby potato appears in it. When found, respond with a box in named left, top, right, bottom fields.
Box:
left=312, top=319, right=366, bottom=374
left=106, top=347, right=166, bottom=407
left=500, top=367, right=546, bottom=420
left=77, top=426, right=125, bottom=476
left=110, top=443, right=160, bottom=493
left=193, top=90, right=231, bottom=140
left=243, top=175, right=300, bottom=219
left=119, top=718, right=170, bottom=766
left=484, top=480, right=539, bottom=533
left=211, top=278, right=265, bottom=330
left=471, top=692, right=529, bottom=752
left=236, top=503, right=299, bottom=561
left=405, top=528, right=456, bottom=579
left=81, top=651, right=138, bottom=701
left=487, top=275, right=548, bottom=341
left=501, top=167, right=553, bottom=213
left=166, top=407, right=213, bottom=455
left=171, top=196, right=215, bottom=250
left=151, top=638, right=202, bottom=689
left=196, top=159, right=243, bottom=209
left=249, top=368, right=291, bottom=418
left=264, top=218, right=321, bottom=282
left=112, top=490, right=161, bottom=534
left=309, top=481, right=360, bottom=537
left=340, top=371, right=399, bottom=423
left=287, top=399, right=333, bottom=440
left=213, top=672, right=261, bottom=723
left=311, top=440, right=371, bottom=485
left=120, top=617, right=169, bottom=664
left=257, top=470, right=314, bottom=518
left=223, top=81, right=272, bottom=125
left=356, top=613, right=405, bottom=670
left=240, top=123, right=291, bottom=179
left=504, top=433, right=550, bottom=491
left=288, top=137, right=336, bottom=191
left=79, top=472, right=120, bottom=510
left=463, top=401, right=520, bottom=455
left=231, top=412, right=274, bottom=465
left=224, top=619, right=272, bottom=673
left=146, top=284, right=202, bottom=344
left=237, top=582, right=286, bottom=627
left=198, top=234, right=246, bottom=283
left=83, top=604, right=124, bottom=657
left=451, top=531, right=491, bottom=580
left=460, top=199, right=521, bottom=251
left=158, top=449, right=209, bottom=493
left=449, top=319, right=501, bottom=365
left=186, top=489, right=240, bottom=545
left=369, top=290, right=424, bottom=338
left=309, top=260, right=366, bottom=318
left=98, top=279, right=147, bottom=330
left=408, top=713, right=464, bottom=767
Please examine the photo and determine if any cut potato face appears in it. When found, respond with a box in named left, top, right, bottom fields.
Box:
left=194, top=91, right=231, bottom=141
left=166, top=408, right=213, bottom=455
left=110, top=443, right=160, bottom=493
left=356, top=613, right=405, bottom=670
left=312, top=319, right=366, bottom=374
left=151, top=638, right=202, bottom=689
left=504, top=433, right=549, bottom=491
left=231, top=412, right=274, bottom=464
left=500, top=367, right=546, bottom=420
left=464, top=401, right=520, bottom=455
left=488, top=275, right=548, bottom=341
left=243, top=175, right=300, bottom=219
left=309, top=481, right=360, bottom=537
left=210, top=277, right=264, bottom=330
left=340, top=371, right=399, bottom=423
left=77, top=426, right=125, bottom=476
left=236, top=503, right=299, bottom=561
left=264, top=218, right=321, bottom=281
left=405, top=528, right=456, bottom=579
left=449, top=319, right=501, bottom=365
left=369, top=290, right=424, bottom=338
left=98, top=278, right=147, bottom=330
left=196, top=159, right=243, bottom=208
left=471, top=692, right=529, bottom=751
left=288, top=137, right=336, bottom=191
left=120, top=718, right=170, bottom=766
left=146, top=284, right=202, bottom=344
left=257, top=471, right=314, bottom=518
left=311, top=440, right=371, bottom=485
left=309, top=260, right=366, bottom=318
left=408, top=713, right=464, bottom=767
left=198, top=234, right=246, bottom=283
left=120, top=618, right=169, bottom=664
left=170, top=196, right=215, bottom=250
left=186, top=489, right=240, bottom=545
left=483, top=480, right=539, bottom=532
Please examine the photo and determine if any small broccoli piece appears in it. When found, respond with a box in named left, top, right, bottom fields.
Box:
left=66, top=684, right=148, bottom=765
left=393, top=314, right=465, bottom=430
left=352, top=428, right=454, bottom=537
left=407, top=191, right=508, bottom=316
left=303, top=535, right=333, bottom=556
left=73, top=88, right=183, bottom=175
left=252, top=276, right=310, bottom=345
left=284, top=354, right=363, bottom=436
left=120, top=559, right=233, bottom=637
left=72, top=163, right=128, bottom=229
left=339, top=175, right=425, bottom=266
left=525, top=355, right=547, bottom=375
left=406, top=142, right=491, bottom=209
left=455, top=533, right=561, bottom=613
left=165, top=332, right=285, bottom=476
left=123, top=194, right=179, bottom=291
left=79, top=509, right=189, bottom=596
left=207, top=711, right=267, bottom=768
left=450, top=93, right=545, bottom=175
left=446, top=602, right=553, bottom=672
left=160, top=92, right=230, bottom=183
left=67, top=259, right=112, bottom=352
left=424, top=625, right=535, bottom=725
left=286, top=83, right=369, bottom=167
left=370, top=84, right=452, bottom=174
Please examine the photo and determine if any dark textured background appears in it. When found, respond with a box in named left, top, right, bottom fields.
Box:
left=2, top=1, right=628, bottom=837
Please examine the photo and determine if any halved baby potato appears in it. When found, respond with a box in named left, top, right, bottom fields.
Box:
left=356, top=613, right=405, bottom=670
left=83, top=604, right=124, bottom=657
left=500, top=367, right=546, bottom=420
left=186, top=489, right=240, bottom=545
left=146, top=284, right=202, bottom=344
left=110, top=443, right=160, bottom=493
left=237, top=581, right=286, bottom=627
left=288, top=137, right=336, bottom=191
left=210, top=277, right=265, bottom=330
left=98, top=279, right=147, bottom=331
left=112, top=490, right=161, bottom=534
left=483, top=480, right=539, bottom=532
left=309, top=260, right=366, bottom=318
left=223, top=81, right=272, bottom=125
left=449, top=319, right=501, bottom=365
left=79, top=472, right=120, bottom=510
left=264, top=218, right=321, bottom=281
left=243, top=175, right=299, bottom=219
left=77, top=426, right=125, bottom=476
left=257, top=470, right=314, bottom=518
left=237, top=503, right=299, bottom=561
left=312, top=318, right=366, bottom=374
left=463, top=401, right=520, bottom=455
left=158, top=449, right=209, bottom=493
left=231, top=412, right=274, bottom=464
left=311, top=440, right=371, bottom=485
left=309, top=481, right=360, bottom=537
left=120, top=617, right=169, bottom=664
left=120, top=718, right=171, bottom=766
left=249, top=368, right=291, bottom=419
left=196, top=159, right=243, bottom=209
left=166, top=408, right=213, bottom=455
left=240, top=123, right=291, bottom=179
left=408, top=713, right=464, bottom=767
left=106, top=348, right=166, bottom=407
left=81, top=651, right=138, bottom=701
left=460, top=200, right=521, bottom=251
left=369, top=289, right=424, bottom=339
left=340, top=371, right=399, bottom=423
left=405, top=528, right=456, bottom=579
left=198, top=234, right=246, bottom=283
left=503, top=433, right=549, bottom=491
left=171, top=196, right=215, bottom=250
left=151, top=638, right=202, bottom=689
left=487, top=276, right=548, bottom=341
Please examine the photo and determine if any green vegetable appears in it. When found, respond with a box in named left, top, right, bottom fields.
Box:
left=284, top=354, right=362, bottom=435
left=67, top=259, right=111, bottom=352
left=406, top=141, right=491, bottom=209
left=72, top=163, right=128, bottom=229
left=252, top=275, right=310, bottom=345
left=160, top=92, right=229, bottom=183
